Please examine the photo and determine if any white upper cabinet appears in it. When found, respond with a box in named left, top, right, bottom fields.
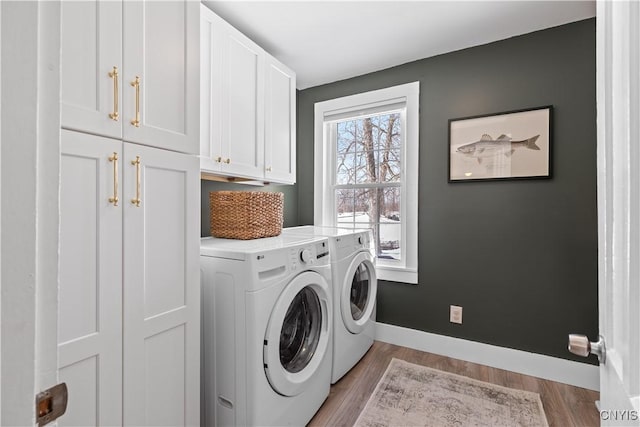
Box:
left=265, top=56, right=296, bottom=184
left=60, top=1, right=122, bottom=140
left=200, top=7, right=264, bottom=179
left=200, top=5, right=296, bottom=184
left=61, top=0, right=199, bottom=155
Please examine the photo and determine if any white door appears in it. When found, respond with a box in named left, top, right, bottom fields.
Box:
left=219, top=19, right=264, bottom=178
left=122, top=0, right=199, bottom=154
left=595, top=1, right=640, bottom=423
left=60, top=1, right=122, bottom=139
left=264, top=56, right=296, bottom=184
left=122, top=143, right=200, bottom=426
left=58, top=130, right=123, bottom=426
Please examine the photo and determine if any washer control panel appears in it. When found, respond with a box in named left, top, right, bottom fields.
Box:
left=315, top=240, right=329, bottom=260
left=299, top=249, right=312, bottom=263
left=288, top=241, right=329, bottom=271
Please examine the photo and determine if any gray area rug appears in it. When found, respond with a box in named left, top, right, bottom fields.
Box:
left=354, top=358, right=549, bottom=427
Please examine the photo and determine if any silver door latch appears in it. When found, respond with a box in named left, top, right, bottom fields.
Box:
left=568, top=334, right=606, bottom=363
left=36, top=382, right=68, bottom=426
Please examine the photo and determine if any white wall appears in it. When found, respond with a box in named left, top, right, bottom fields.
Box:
left=1, top=3, right=38, bottom=423
left=35, top=0, right=61, bottom=404
left=1, top=2, right=60, bottom=424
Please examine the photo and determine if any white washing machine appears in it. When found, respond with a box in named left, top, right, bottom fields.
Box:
left=200, top=234, right=333, bottom=427
left=282, top=226, right=377, bottom=384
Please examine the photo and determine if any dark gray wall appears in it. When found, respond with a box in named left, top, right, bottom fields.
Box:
left=296, top=19, right=598, bottom=363
left=200, top=180, right=297, bottom=237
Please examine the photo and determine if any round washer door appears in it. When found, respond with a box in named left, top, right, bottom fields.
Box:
left=264, top=270, right=331, bottom=397
left=341, top=252, right=377, bottom=334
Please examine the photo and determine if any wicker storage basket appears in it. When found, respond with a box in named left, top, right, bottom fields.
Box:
left=209, top=191, right=284, bottom=240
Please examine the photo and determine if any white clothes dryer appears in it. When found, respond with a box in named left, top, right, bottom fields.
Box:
left=282, top=226, right=377, bottom=384
left=200, top=235, right=332, bottom=427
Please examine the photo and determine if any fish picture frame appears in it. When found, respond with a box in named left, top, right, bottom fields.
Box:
left=448, top=106, right=552, bottom=182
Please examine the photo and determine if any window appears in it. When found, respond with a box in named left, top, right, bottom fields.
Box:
left=314, top=82, right=419, bottom=284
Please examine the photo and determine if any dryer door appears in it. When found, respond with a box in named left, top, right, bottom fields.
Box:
left=264, top=271, right=331, bottom=397
left=341, top=252, right=377, bottom=334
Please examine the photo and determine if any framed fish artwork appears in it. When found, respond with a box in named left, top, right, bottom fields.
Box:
left=448, top=106, right=552, bottom=182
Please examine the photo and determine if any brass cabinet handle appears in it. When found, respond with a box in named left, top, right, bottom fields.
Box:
left=214, top=156, right=222, bottom=163
left=130, top=76, right=140, bottom=127
left=108, top=152, right=119, bottom=206
left=224, top=158, right=230, bottom=164
left=131, top=156, right=141, bottom=207
left=266, top=166, right=272, bottom=172
left=108, top=66, right=119, bottom=121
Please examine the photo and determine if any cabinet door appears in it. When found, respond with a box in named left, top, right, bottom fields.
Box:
left=219, top=17, right=265, bottom=179
left=123, top=144, right=200, bottom=426
left=264, top=56, right=296, bottom=184
left=60, top=1, right=122, bottom=139
left=200, top=5, right=223, bottom=174
left=123, top=0, right=199, bottom=154
left=58, top=130, right=122, bottom=426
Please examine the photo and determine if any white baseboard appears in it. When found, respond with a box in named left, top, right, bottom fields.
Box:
left=375, top=322, right=599, bottom=391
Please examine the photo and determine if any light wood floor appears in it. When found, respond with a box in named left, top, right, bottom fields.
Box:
left=309, top=341, right=600, bottom=427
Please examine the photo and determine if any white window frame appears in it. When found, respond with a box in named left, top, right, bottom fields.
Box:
left=314, top=82, right=419, bottom=284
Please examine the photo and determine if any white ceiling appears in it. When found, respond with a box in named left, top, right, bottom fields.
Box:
left=203, top=1, right=596, bottom=90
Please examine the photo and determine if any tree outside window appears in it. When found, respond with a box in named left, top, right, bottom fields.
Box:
left=334, top=113, right=402, bottom=260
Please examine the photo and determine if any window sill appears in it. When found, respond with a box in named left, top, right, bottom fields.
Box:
left=376, top=266, right=417, bottom=284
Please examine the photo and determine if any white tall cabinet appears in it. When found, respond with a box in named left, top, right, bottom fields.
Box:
left=59, top=132, right=123, bottom=427
left=121, top=143, right=199, bottom=427
left=58, top=1, right=200, bottom=425
left=200, top=5, right=296, bottom=184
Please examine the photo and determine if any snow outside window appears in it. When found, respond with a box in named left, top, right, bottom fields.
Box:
left=314, top=82, right=419, bottom=284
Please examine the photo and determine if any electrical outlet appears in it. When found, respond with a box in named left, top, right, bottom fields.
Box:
left=450, top=305, right=463, bottom=324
